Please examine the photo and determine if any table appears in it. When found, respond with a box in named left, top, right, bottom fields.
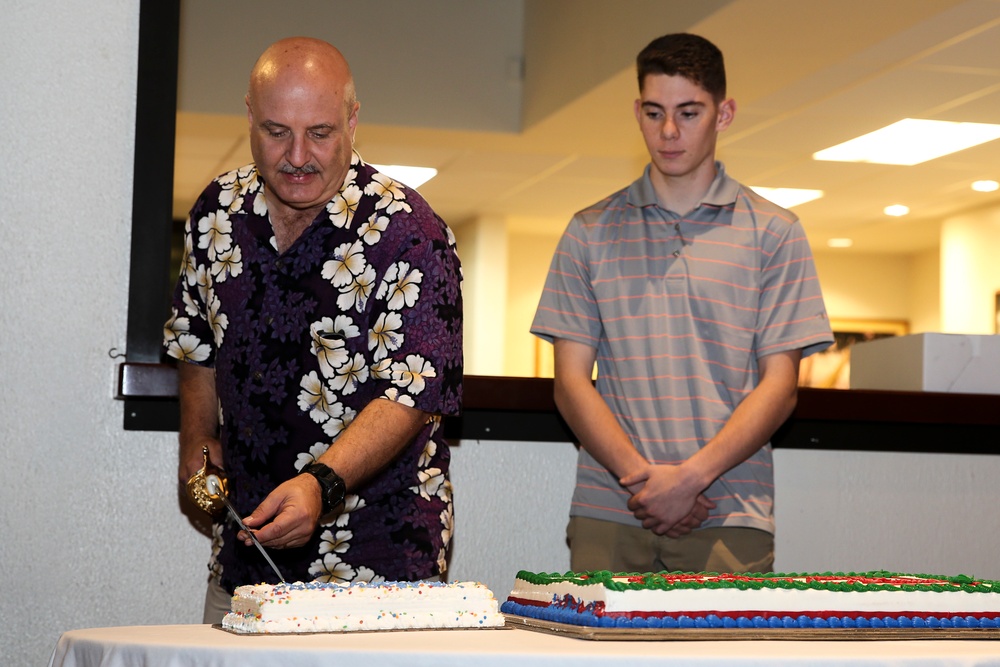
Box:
left=48, top=623, right=1000, bottom=666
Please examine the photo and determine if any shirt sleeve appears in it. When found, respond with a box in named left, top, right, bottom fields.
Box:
left=754, top=203, right=834, bottom=360
left=163, top=199, right=219, bottom=368
left=530, top=216, right=603, bottom=348
left=367, top=211, right=463, bottom=417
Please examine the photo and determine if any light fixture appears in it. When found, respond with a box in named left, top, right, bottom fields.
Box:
left=371, top=164, right=438, bottom=189
left=884, top=204, right=910, bottom=217
left=827, top=238, right=853, bottom=248
left=813, top=118, right=1000, bottom=166
left=748, top=187, right=823, bottom=208
left=972, top=180, right=999, bottom=192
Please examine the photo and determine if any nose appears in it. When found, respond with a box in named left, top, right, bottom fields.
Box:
left=661, top=117, right=679, bottom=140
left=286, top=134, right=309, bottom=168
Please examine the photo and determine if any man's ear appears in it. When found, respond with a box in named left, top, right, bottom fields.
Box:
left=348, top=101, right=360, bottom=141
left=246, top=94, right=254, bottom=128
left=716, top=97, right=736, bottom=132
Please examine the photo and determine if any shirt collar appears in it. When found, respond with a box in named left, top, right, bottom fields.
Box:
left=627, top=161, right=740, bottom=211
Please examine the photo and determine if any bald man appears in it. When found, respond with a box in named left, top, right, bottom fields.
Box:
left=164, top=37, right=463, bottom=622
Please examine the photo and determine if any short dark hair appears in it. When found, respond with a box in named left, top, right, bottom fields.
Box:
left=637, top=33, right=726, bottom=101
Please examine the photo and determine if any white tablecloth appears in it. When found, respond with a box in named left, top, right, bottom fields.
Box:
left=48, top=623, right=1000, bottom=667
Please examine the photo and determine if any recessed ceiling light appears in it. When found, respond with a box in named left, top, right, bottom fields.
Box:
left=371, top=164, right=438, bottom=188
left=827, top=238, right=853, bottom=248
left=813, top=118, right=1000, bottom=166
left=972, top=180, right=999, bottom=192
left=748, top=187, right=824, bottom=208
left=884, top=204, right=910, bottom=217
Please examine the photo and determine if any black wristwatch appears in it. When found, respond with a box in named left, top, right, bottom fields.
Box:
left=301, top=462, right=347, bottom=514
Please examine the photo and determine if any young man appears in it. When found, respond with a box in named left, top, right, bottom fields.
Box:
left=531, top=33, right=833, bottom=574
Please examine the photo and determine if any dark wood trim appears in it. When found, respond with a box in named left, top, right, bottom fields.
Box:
left=118, top=363, right=1000, bottom=453
left=125, top=0, right=180, bottom=364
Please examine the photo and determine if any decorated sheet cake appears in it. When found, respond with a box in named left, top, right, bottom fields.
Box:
left=502, top=570, right=1000, bottom=638
left=223, top=580, right=506, bottom=634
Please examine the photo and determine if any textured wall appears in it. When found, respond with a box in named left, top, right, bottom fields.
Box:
left=0, top=2, right=208, bottom=665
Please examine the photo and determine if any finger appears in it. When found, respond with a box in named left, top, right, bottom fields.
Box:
left=696, top=494, right=717, bottom=509
left=619, top=468, right=651, bottom=488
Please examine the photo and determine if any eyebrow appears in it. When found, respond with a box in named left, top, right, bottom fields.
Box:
left=260, top=120, right=336, bottom=132
left=641, top=100, right=704, bottom=112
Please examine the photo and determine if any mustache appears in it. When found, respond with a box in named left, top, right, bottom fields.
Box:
left=278, top=164, right=319, bottom=175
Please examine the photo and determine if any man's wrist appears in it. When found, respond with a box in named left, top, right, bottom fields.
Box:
left=300, top=462, right=347, bottom=514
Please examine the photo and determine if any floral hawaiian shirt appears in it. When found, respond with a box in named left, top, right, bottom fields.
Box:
left=164, top=152, right=463, bottom=593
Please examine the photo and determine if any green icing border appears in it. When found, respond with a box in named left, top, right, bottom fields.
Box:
left=513, top=570, right=1000, bottom=594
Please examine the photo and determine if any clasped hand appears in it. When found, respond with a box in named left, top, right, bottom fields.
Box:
left=620, top=464, right=715, bottom=538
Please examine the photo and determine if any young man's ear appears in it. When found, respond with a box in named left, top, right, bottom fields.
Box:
left=716, top=98, right=736, bottom=132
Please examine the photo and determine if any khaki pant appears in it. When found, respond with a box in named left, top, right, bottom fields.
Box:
left=567, top=516, right=774, bottom=573
left=203, top=579, right=231, bottom=625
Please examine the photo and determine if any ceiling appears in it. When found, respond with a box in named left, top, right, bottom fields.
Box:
left=174, top=0, right=1000, bottom=255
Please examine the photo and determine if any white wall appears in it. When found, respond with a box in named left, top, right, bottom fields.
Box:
left=941, top=206, right=1000, bottom=334
left=4, top=3, right=1000, bottom=666
left=1, top=3, right=206, bottom=666
left=454, top=216, right=509, bottom=376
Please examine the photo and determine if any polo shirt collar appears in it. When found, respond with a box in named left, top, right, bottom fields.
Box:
left=628, top=161, right=740, bottom=210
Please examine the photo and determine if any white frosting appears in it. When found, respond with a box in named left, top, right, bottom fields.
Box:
left=223, top=580, right=506, bottom=633
left=508, top=574, right=1000, bottom=616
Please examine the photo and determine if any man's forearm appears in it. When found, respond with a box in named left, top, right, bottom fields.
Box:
left=682, top=350, right=800, bottom=490
left=314, top=398, right=429, bottom=490
left=177, top=362, right=221, bottom=480
left=553, top=354, right=648, bottom=483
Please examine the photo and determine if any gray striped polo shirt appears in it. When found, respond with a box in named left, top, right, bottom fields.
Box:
left=531, top=162, right=833, bottom=534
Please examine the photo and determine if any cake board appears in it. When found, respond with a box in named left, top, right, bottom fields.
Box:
left=214, top=623, right=510, bottom=636
left=503, top=614, right=1000, bottom=641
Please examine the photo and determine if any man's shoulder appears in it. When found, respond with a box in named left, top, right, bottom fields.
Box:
left=571, top=181, right=636, bottom=227
left=728, top=178, right=801, bottom=229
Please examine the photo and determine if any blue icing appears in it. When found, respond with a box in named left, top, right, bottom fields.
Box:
left=506, top=590, right=1000, bottom=633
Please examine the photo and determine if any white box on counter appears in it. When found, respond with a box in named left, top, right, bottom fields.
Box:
left=849, top=333, right=1000, bottom=395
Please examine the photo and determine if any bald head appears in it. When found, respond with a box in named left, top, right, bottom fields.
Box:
left=248, top=37, right=357, bottom=114
left=244, top=37, right=361, bottom=220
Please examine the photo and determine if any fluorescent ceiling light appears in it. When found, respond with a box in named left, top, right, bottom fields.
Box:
left=827, top=238, right=853, bottom=248
left=749, top=187, right=824, bottom=208
left=972, top=180, right=999, bottom=192
left=813, top=118, right=1000, bottom=166
left=884, top=204, right=910, bottom=217
left=371, top=164, right=438, bottom=189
